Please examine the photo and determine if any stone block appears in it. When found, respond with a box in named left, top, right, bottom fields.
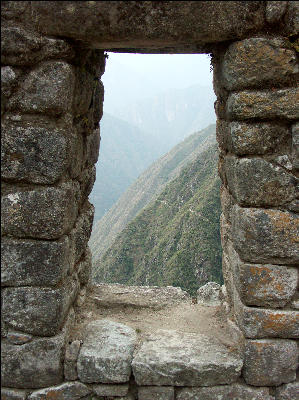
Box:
left=266, top=1, right=288, bottom=24
left=6, top=331, right=33, bottom=345
left=8, top=61, right=75, bottom=115
left=77, top=248, right=92, bottom=285
left=77, top=319, right=137, bottom=383
left=1, top=332, right=65, bottom=388
left=28, top=382, right=91, bottom=400
left=64, top=340, right=81, bottom=381
left=243, top=339, right=298, bottom=386
left=1, top=25, right=75, bottom=66
left=177, top=383, right=272, bottom=400
left=73, top=68, right=97, bottom=116
left=2, top=277, right=79, bottom=336
left=276, top=381, right=299, bottom=400
left=216, top=119, right=229, bottom=152
left=79, top=165, right=96, bottom=200
left=132, top=329, right=243, bottom=386
left=1, top=388, right=27, bottom=400
left=93, top=79, right=104, bottom=125
left=238, top=262, right=298, bottom=308
left=221, top=37, right=298, bottom=90
left=197, top=282, right=222, bottom=306
left=1, top=66, right=18, bottom=98
left=228, top=122, right=289, bottom=156
left=292, top=122, right=299, bottom=170
left=1, top=2, right=29, bottom=20
left=1, top=122, right=68, bottom=184
left=227, top=88, right=299, bottom=121
left=1, top=182, right=79, bottom=239
left=225, top=156, right=297, bottom=207
left=138, top=386, right=174, bottom=400
left=69, top=132, right=84, bottom=179
left=85, top=128, right=101, bottom=165
left=92, top=384, right=129, bottom=397
left=231, top=205, right=299, bottom=265
left=1, top=236, right=70, bottom=287
left=70, top=201, right=94, bottom=264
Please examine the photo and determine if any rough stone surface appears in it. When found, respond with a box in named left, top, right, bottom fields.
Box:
left=1, top=333, right=65, bottom=388
left=266, top=1, right=288, bottom=24
left=227, top=88, right=299, bottom=121
left=2, top=278, right=79, bottom=336
left=8, top=61, right=75, bottom=116
left=1, top=122, right=68, bottom=183
left=138, top=386, right=174, bottom=400
left=1, top=183, right=79, bottom=239
left=197, top=282, right=222, bottom=306
left=77, top=248, right=92, bottom=285
left=6, top=331, right=33, bottom=345
left=177, top=383, right=272, bottom=400
left=132, top=329, right=243, bottom=386
left=28, top=382, right=91, bottom=400
left=221, top=37, right=298, bottom=90
left=292, top=122, right=299, bottom=170
left=237, top=263, right=298, bottom=308
left=77, top=319, right=137, bottom=383
left=64, top=340, right=81, bottom=381
left=231, top=205, right=299, bottom=265
left=243, top=339, right=298, bottom=386
left=227, top=122, right=289, bottom=155
left=1, top=388, right=28, bottom=400
left=1, top=236, right=70, bottom=287
left=1, top=66, right=18, bottom=98
left=276, top=381, right=299, bottom=400
left=92, top=384, right=129, bottom=397
left=225, top=156, right=297, bottom=207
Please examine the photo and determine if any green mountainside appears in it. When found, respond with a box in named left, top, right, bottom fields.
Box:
left=90, top=124, right=216, bottom=262
left=92, top=141, right=222, bottom=296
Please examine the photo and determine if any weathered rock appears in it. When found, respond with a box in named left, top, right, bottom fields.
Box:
left=28, top=382, right=91, bottom=400
left=227, top=121, right=289, bottom=156
left=1, top=236, right=70, bottom=287
left=197, top=282, right=222, bottom=306
left=77, top=248, right=92, bottom=285
left=225, top=156, right=297, bottom=207
left=79, top=165, right=96, bottom=200
left=92, top=383, right=129, bottom=397
left=1, top=182, right=79, bottom=239
left=266, top=1, right=288, bottom=24
left=6, top=331, right=33, bottom=345
left=1, top=121, right=69, bottom=183
left=1, top=333, right=65, bottom=388
left=8, top=61, right=75, bottom=115
left=243, top=339, right=298, bottom=386
left=2, top=277, right=79, bottom=336
left=177, top=383, right=273, bottom=400
left=231, top=205, right=299, bottom=265
left=237, top=263, right=298, bottom=308
left=276, top=381, right=299, bottom=400
left=70, top=201, right=94, bottom=264
left=1, top=66, right=18, bottom=97
left=85, top=128, right=101, bottom=165
left=90, top=283, right=190, bottom=310
left=292, top=122, right=299, bottom=171
left=221, top=37, right=298, bottom=90
left=1, top=2, right=29, bottom=20
left=1, top=388, right=28, bottom=400
left=227, top=88, right=299, bottom=121
left=138, top=386, right=174, bottom=400
left=132, top=329, right=243, bottom=386
left=77, top=319, right=137, bottom=383
left=64, top=340, right=81, bottom=381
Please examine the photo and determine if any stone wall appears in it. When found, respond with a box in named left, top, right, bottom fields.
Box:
left=1, top=1, right=298, bottom=399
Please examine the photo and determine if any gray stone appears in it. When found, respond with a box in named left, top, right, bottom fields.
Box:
left=70, top=201, right=94, bottom=264
left=1, top=182, right=79, bottom=239
left=6, top=331, right=33, bottom=345
left=1, top=2, right=28, bottom=19
left=177, top=383, right=273, bottom=400
left=77, top=248, right=92, bottom=285
left=1, top=388, right=27, bottom=400
left=276, top=381, right=299, bottom=400
left=276, top=155, right=293, bottom=170
left=227, top=88, right=299, bottom=121
left=8, top=61, right=75, bottom=116
left=237, top=262, right=298, bottom=308
left=79, top=165, right=96, bottom=200
left=1, top=122, right=68, bottom=183
left=266, top=1, right=288, bottom=24
left=1, top=236, right=70, bottom=287
left=138, top=386, right=174, bottom=400
left=221, top=37, right=298, bottom=90
left=1, top=66, right=18, bottom=97
left=292, top=122, right=299, bottom=171
left=28, top=382, right=91, bottom=400
left=231, top=205, right=299, bottom=265
left=64, top=340, right=81, bottom=381
left=77, top=319, right=137, bottom=383
left=243, top=339, right=298, bottom=386
left=2, top=277, right=79, bottom=336
left=228, top=122, right=289, bottom=156
left=1, top=333, right=65, bottom=388
left=85, top=128, right=101, bottom=165
left=225, top=156, right=297, bottom=207
left=92, top=383, right=129, bottom=397
left=197, top=282, right=222, bottom=306
left=132, top=329, right=243, bottom=386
